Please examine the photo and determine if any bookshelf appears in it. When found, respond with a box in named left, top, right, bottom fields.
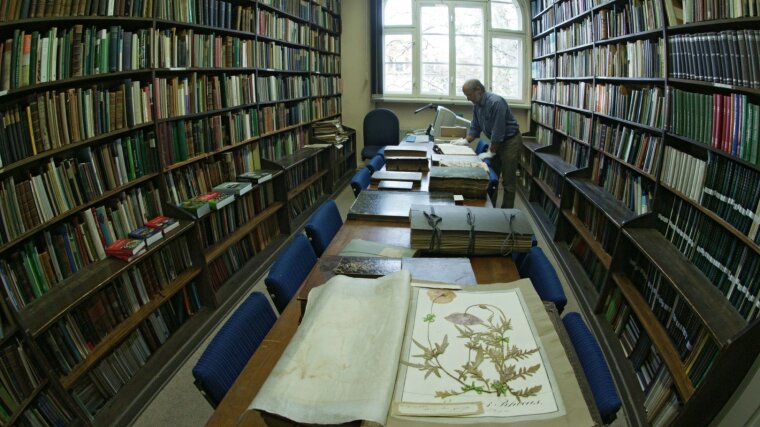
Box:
left=526, top=0, right=760, bottom=425
left=0, top=1, right=345, bottom=425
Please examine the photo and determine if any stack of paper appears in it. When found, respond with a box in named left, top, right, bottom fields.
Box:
left=409, top=204, right=534, bottom=255
left=428, top=166, right=490, bottom=199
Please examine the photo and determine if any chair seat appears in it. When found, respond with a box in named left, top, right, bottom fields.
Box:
left=362, top=145, right=384, bottom=160
left=562, top=312, right=622, bottom=424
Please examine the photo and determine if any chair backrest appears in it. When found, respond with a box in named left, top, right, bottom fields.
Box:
left=264, top=234, right=317, bottom=312
left=475, top=139, right=490, bottom=155
left=518, top=246, right=568, bottom=312
left=366, top=154, right=385, bottom=173
left=350, top=167, right=371, bottom=197
left=304, top=199, right=343, bottom=256
left=363, top=108, right=400, bottom=148
left=562, top=312, right=622, bottom=424
left=192, top=292, right=276, bottom=407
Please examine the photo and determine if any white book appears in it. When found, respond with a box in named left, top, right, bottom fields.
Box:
left=82, top=208, right=107, bottom=260
left=30, top=174, right=55, bottom=221
left=114, top=140, right=129, bottom=186
left=50, top=30, right=58, bottom=82
left=129, top=268, right=150, bottom=305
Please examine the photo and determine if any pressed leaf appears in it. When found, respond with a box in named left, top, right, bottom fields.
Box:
left=445, top=312, right=484, bottom=326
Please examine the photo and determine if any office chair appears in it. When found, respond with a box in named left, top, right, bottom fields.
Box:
left=192, top=292, right=276, bottom=407
left=350, top=167, right=371, bottom=197
left=264, top=234, right=317, bottom=313
left=361, top=108, right=400, bottom=160
left=562, top=312, right=622, bottom=424
left=366, top=154, right=385, bottom=173
left=304, top=199, right=343, bottom=256
left=518, top=246, right=568, bottom=313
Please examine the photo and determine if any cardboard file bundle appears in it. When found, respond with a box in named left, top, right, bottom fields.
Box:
left=409, top=204, right=534, bottom=255
left=428, top=166, right=489, bottom=199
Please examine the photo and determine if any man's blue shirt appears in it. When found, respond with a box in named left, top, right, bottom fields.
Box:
left=467, top=92, right=520, bottom=144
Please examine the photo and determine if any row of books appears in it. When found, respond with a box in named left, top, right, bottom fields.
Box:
left=554, top=0, right=597, bottom=24
left=156, top=0, right=252, bottom=31
left=256, top=39, right=310, bottom=71
left=256, top=74, right=310, bottom=103
left=288, top=180, right=324, bottom=220
left=701, top=152, right=760, bottom=239
left=152, top=73, right=257, bottom=120
left=568, top=233, right=607, bottom=292
left=531, top=103, right=554, bottom=128
left=159, top=114, right=243, bottom=165
left=0, top=80, right=152, bottom=168
left=531, top=81, right=554, bottom=104
left=657, top=196, right=760, bottom=321
left=537, top=189, right=559, bottom=224
left=668, top=87, right=760, bottom=166
left=0, top=26, right=152, bottom=92
left=311, top=51, right=341, bottom=74
left=533, top=32, right=555, bottom=58
left=668, top=30, right=760, bottom=89
left=258, top=8, right=311, bottom=46
left=312, top=31, right=340, bottom=54
left=535, top=125, right=553, bottom=146
left=556, top=16, right=592, bottom=52
left=593, top=119, right=661, bottom=175
left=260, top=124, right=308, bottom=160
left=666, top=0, right=760, bottom=25
left=0, top=340, right=41, bottom=417
left=11, top=390, right=74, bottom=427
left=556, top=81, right=591, bottom=110
left=310, top=117, right=349, bottom=144
left=207, top=215, right=280, bottom=291
left=310, top=94, right=341, bottom=119
left=559, top=137, right=590, bottom=168
left=530, top=0, right=554, bottom=17
left=260, top=0, right=311, bottom=22
left=572, top=191, right=616, bottom=254
left=311, top=74, right=342, bottom=97
left=311, top=4, right=340, bottom=32
left=259, top=99, right=312, bottom=135
left=0, top=0, right=153, bottom=20
left=531, top=57, right=554, bottom=79
left=592, top=155, right=653, bottom=214
left=39, top=241, right=193, bottom=376
left=660, top=145, right=706, bottom=202
left=594, top=0, right=663, bottom=40
left=71, top=284, right=201, bottom=418
left=594, top=38, right=665, bottom=78
left=593, top=84, right=664, bottom=129
left=537, top=161, right=563, bottom=199
left=555, top=107, right=592, bottom=142
left=557, top=49, right=591, bottom=77
left=284, top=155, right=323, bottom=188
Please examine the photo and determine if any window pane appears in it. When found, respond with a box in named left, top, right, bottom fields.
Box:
left=491, top=1, right=521, bottom=30
left=455, top=65, right=483, bottom=92
left=492, top=37, right=520, bottom=67
left=421, top=35, right=449, bottom=63
left=384, top=0, right=411, bottom=26
left=384, top=34, right=413, bottom=93
left=421, top=6, right=448, bottom=34
left=456, top=36, right=483, bottom=65
left=492, top=67, right=520, bottom=99
left=421, top=64, right=449, bottom=94
left=455, top=7, right=483, bottom=36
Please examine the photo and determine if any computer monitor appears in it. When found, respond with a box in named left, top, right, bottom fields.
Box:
left=430, top=106, right=471, bottom=139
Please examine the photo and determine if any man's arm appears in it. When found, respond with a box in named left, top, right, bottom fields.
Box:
left=467, top=107, right=481, bottom=143
left=488, top=98, right=508, bottom=148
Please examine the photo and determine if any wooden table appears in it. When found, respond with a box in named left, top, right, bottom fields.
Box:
left=205, top=218, right=520, bottom=427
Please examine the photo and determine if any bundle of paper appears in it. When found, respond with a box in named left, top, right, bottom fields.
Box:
left=428, top=166, right=490, bottom=199
left=409, top=204, right=534, bottom=255
left=434, top=143, right=476, bottom=155
left=385, top=156, right=429, bottom=172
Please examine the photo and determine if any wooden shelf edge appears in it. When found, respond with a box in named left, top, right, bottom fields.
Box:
left=60, top=266, right=203, bottom=390
left=21, top=221, right=196, bottom=335
left=566, top=177, right=637, bottom=227
left=203, top=202, right=284, bottom=264
left=6, top=380, right=49, bottom=426
left=533, top=177, right=561, bottom=207
left=561, top=209, right=613, bottom=269
left=612, top=273, right=695, bottom=401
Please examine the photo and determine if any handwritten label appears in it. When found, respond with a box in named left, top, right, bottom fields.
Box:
left=393, top=401, right=483, bottom=417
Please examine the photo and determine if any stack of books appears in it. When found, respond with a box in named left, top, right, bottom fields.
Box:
left=145, top=215, right=180, bottom=234
left=311, top=118, right=351, bottom=144
left=409, top=205, right=534, bottom=255
left=428, top=166, right=490, bottom=199
left=105, top=238, right=146, bottom=261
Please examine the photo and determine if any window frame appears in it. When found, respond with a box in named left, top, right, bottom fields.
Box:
left=375, top=0, right=530, bottom=107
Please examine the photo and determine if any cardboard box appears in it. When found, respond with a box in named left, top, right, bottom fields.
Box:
left=439, top=126, right=467, bottom=138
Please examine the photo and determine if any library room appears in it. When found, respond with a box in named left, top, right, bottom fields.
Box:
left=0, top=0, right=757, bottom=426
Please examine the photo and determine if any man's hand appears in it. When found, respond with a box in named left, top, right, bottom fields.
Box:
left=489, top=143, right=498, bottom=153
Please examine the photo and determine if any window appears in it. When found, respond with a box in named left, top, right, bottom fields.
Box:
left=380, top=0, right=528, bottom=104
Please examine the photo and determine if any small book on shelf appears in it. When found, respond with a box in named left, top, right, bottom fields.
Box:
left=145, top=215, right=180, bottom=234
left=128, top=226, right=163, bottom=247
left=212, top=181, right=253, bottom=196
left=105, top=239, right=146, bottom=261
left=237, top=170, right=276, bottom=184
left=196, top=192, right=235, bottom=211
left=179, top=198, right=211, bottom=219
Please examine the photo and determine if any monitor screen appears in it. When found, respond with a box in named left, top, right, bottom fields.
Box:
left=430, top=106, right=470, bottom=138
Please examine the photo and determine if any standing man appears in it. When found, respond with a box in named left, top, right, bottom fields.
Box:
left=462, top=79, right=522, bottom=208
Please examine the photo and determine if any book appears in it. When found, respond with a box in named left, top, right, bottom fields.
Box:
left=237, top=170, right=275, bottom=184
left=333, top=256, right=402, bottom=277
left=383, top=146, right=430, bottom=157
left=347, top=190, right=455, bottom=222
left=145, top=216, right=179, bottom=234
left=370, top=171, right=423, bottom=185
left=105, top=238, right=145, bottom=261
left=128, top=226, right=163, bottom=247
left=196, top=191, right=234, bottom=210
left=178, top=198, right=211, bottom=218
left=428, top=166, right=490, bottom=199
left=384, top=156, right=429, bottom=172
left=212, top=181, right=252, bottom=197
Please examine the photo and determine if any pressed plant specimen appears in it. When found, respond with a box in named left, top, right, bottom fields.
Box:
left=403, top=289, right=544, bottom=401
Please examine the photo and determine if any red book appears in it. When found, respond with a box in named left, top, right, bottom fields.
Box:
left=145, top=215, right=179, bottom=234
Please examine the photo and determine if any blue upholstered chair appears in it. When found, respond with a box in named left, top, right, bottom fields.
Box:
left=366, top=154, right=385, bottom=173
left=511, top=236, right=538, bottom=268
left=304, top=199, right=343, bottom=257
left=192, top=292, right=276, bottom=407
left=562, top=312, right=622, bottom=424
left=475, top=139, right=489, bottom=155
left=264, top=234, right=317, bottom=313
left=518, top=246, right=568, bottom=313
left=487, top=166, right=499, bottom=205
left=350, top=167, right=371, bottom=197
left=361, top=108, right=400, bottom=160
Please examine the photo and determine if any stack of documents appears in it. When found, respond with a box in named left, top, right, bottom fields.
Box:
left=428, top=166, right=490, bottom=199
left=409, top=205, right=534, bottom=255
